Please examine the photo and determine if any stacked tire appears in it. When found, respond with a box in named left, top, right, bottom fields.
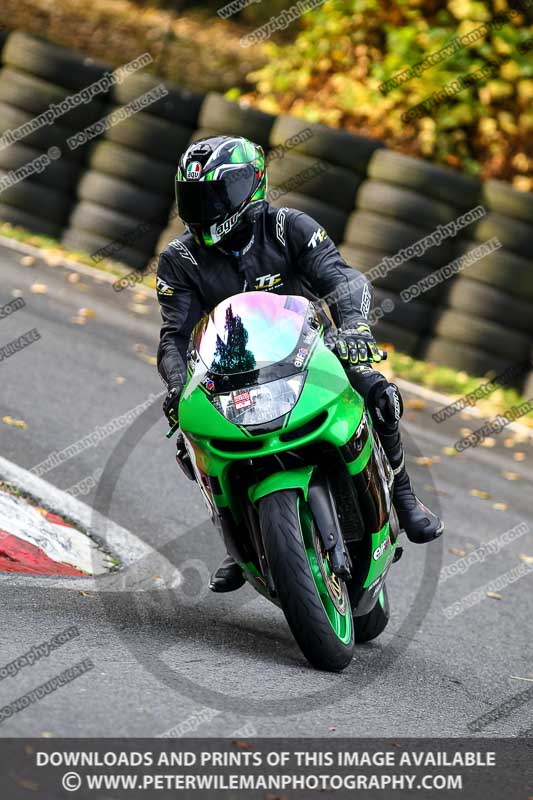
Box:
left=429, top=178, right=533, bottom=385
left=267, top=114, right=383, bottom=244
left=337, top=151, right=481, bottom=355
left=0, top=32, right=108, bottom=238
left=63, top=73, right=202, bottom=269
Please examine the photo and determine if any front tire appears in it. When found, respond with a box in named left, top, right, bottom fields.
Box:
left=259, top=490, right=354, bottom=672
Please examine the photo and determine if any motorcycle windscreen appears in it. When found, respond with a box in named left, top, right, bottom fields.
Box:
left=193, top=292, right=309, bottom=375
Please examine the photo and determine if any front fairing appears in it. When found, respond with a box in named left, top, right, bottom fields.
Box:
left=179, top=291, right=364, bottom=445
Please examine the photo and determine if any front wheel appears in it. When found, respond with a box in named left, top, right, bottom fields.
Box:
left=259, top=490, right=354, bottom=672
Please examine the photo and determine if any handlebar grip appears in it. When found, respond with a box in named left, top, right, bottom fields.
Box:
left=378, top=348, right=388, bottom=361
left=166, top=420, right=181, bottom=439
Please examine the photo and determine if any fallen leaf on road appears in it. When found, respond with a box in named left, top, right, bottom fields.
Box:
left=115, top=376, right=126, bottom=384
left=42, top=252, right=62, bottom=267
left=78, top=307, right=96, bottom=318
left=405, top=398, right=426, bottom=410
left=414, top=456, right=440, bottom=465
left=460, top=427, right=473, bottom=437
left=2, top=416, right=27, bottom=429
left=133, top=292, right=148, bottom=303
left=470, top=489, right=491, bottom=499
left=513, top=452, right=526, bottom=462
left=449, top=548, right=467, bottom=557
left=67, top=273, right=81, bottom=284
left=70, top=316, right=86, bottom=325
left=442, top=446, right=459, bottom=456
left=232, top=740, right=253, bottom=750
left=79, top=591, right=95, bottom=598
left=423, top=484, right=449, bottom=496
left=492, top=502, right=508, bottom=511
left=519, top=555, right=533, bottom=565
left=480, top=437, right=496, bottom=448
left=133, top=343, right=157, bottom=364
left=30, top=283, right=48, bottom=294
left=503, top=438, right=517, bottom=448
left=129, top=303, right=150, bottom=315
left=20, top=255, right=36, bottom=267
left=486, top=592, right=502, bottom=600
left=502, top=471, right=521, bottom=481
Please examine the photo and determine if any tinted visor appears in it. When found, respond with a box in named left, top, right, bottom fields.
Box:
left=176, top=164, right=256, bottom=224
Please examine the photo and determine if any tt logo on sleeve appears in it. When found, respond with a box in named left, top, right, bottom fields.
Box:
left=308, top=228, right=326, bottom=248
left=156, top=277, right=175, bottom=296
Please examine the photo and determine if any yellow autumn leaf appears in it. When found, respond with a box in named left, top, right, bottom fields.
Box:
left=137, top=352, right=157, bottom=366
left=30, top=283, right=48, bottom=294
left=78, top=307, right=96, bottom=318
left=67, top=273, right=81, bottom=284
left=415, top=456, right=440, bottom=465
left=70, top=316, right=87, bottom=325
left=449, top=547, right=467, bottom=557
left=480, top=437, right=496, bottom=448
left=470, top=489, right=491, bottom=499
left=442, top=446, right=459, bottom=456
left=519, top=554, right=533, bottom=565
left=486, top=592, right=502, bottom=600
left=405, top=398, right=426, bottom=410
left=115, top=376, right=126, bottom=385
left=2, top=416, right=27, bottom=429
left=20, top=255, right=36, bottom=267
left=513, top=452, right=526, bottom=462
left=129, top=303, right=150, bottom=315
left=502, top=471, right=521, bottom=481
left=492, top=502, right=508, bottom=511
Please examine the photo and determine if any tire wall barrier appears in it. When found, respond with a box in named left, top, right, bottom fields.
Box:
left=0, top=31, right=531, bottom=389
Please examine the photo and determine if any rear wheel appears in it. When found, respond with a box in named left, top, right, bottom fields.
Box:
left=259, top=490, right=354, bottom=672
left=352, top=586, right=390, bottom=643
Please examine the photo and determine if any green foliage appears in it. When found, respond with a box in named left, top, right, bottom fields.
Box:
left=243, top=0, right=533, bottom=183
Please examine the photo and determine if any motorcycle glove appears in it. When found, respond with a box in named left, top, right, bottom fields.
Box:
left=163, top=385, right=182, bottom=426
left=335, top=322, right=382, bottom=366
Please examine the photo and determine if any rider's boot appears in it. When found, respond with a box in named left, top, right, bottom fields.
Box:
left=379, top=426, right=444, bottom=544
left=364, top=379, right=444, bottom=544
left=209, top=554, right=246, bottom=593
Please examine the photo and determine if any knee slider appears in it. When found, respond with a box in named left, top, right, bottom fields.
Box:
left=367, top=382, right=403, bottom=432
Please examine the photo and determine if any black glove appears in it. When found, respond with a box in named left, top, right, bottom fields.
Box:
left=163, top=385, right=182, bottom=426
left=335, top=322, right=382, bottom=366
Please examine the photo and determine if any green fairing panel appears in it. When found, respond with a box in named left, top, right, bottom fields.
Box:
left=180, top=338, right=366, bottom=515
left=180, top=342, right=363, bottom=446
left=248, top=465, right=315, bottom=506
left=363, top=521, right=397, bottom=587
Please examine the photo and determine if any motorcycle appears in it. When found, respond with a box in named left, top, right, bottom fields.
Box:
left=168, top=291, right=402, bottom=672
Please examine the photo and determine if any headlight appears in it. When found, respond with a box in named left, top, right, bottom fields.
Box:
left=210, top=373, right=306, bottom=426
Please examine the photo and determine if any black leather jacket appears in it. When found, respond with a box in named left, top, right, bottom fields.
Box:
left=156, top=202, right=372, bottom=389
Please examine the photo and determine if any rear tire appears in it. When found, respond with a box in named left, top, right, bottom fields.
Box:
left=352, top=586, right=390, bottom=643
left=259, top=490, right=354, bottom=672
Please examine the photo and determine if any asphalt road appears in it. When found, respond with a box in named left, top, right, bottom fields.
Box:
left=0, top=243, right=531, bottom=738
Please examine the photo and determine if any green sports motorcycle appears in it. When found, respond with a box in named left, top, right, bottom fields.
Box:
left=169, top=291, right=403, bottom=672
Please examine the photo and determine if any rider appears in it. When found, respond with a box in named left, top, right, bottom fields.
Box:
left=157, top=135, right=443, bottom=592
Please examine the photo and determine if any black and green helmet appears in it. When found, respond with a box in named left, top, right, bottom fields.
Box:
left=175, top=135, right=267, bottom=247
